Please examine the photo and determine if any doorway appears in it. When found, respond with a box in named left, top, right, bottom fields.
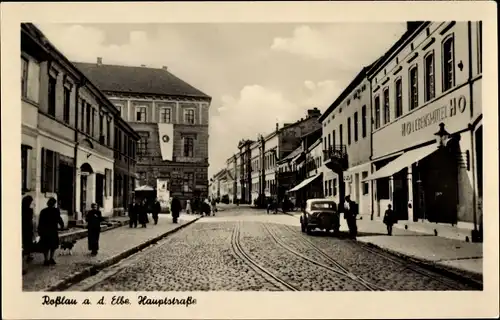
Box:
left=58, top=163, right=74, bottom=215
left=80, top=175, right=88, bottom=214
left=393, top=169, right=409, bottom=221
left=96, top=173, right=104, bottom=208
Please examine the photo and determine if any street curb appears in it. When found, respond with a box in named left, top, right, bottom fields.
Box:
left=59, top=219, right=130, bottom=243
left=44, top=217, right=201, bottom=292
left=359, top=241, right=483, bottom=290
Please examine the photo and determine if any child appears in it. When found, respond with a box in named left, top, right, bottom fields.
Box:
left=383, top=204, right=396, bottom=236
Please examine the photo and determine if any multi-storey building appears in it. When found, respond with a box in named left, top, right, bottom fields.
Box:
left=237, top=139, right=253, bottom=204
left=74, top=60, right=211, bottom=207
left=319, top=64, right=375, bottom=216
left=21, top=24, right=136, bottom=224
left=364, top=21, right=482, bottom=241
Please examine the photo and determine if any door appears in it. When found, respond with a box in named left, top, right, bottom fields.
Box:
left=80, top=175, right=88, bottom=214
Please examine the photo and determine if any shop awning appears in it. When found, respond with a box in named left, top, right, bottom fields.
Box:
left=289, top=173, right=322, bottom=192
left=363, top=144, right=438, bottom=181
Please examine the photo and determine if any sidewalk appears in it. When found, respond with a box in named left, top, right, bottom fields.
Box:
left=22, top=214, right=200, bottom=291
left=284, top=211, right=483, bottom=282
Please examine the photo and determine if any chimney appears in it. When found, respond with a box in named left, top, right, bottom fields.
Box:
left=97, top=57, right=102, bottom=65
left=307, top=107, right=321, bottom=118
left=276, top=123, right=279, bottom=132
left=162, top=66, right=168, bottom=71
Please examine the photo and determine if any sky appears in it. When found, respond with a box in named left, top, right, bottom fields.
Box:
left=36, top=23, right=407, bottom=177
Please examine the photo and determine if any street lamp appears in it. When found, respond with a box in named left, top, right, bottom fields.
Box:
left=434, top=123, right=450, bottom=148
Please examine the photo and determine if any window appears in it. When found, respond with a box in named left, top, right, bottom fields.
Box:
left=333, top=178, right=337, bottom=196
left=21, top=57, right=28, bottom=98
left=136, top=106, right=147, bottom=122
left=374, top=96, right=381, bottom=129
left=184, top=109, right=195, bottom=124
left=184, top=137, right=194, bottom=157
left=115, top=104, right=122, bottom=117
left=86, top=104, right=91, bottom=135
left=48, top=75, right=57, bottom=117
left=328, top=134, right=331, bottom=149
left=332, top=130, right=336, bottom=147
left=383, top=87, right=390, bottom=124
left=137, top=132, right=149, bottom=155
left=478, top=21, right=482, bottom=73
left=63, top=86, right=71, bottom=124
left=354, top=112, right=359, bottom=142
left=41, top=148, right=59, bottom=193
left=361, top=105, right=367, bottom=138
left=99, top=113, right=104, bottom=140
left=394, top=79, right=403, bottom=118
left=424, top=52, right=435, bottom=101
left=409, top=65, right=419, bottom=110
left=324, top=181, right=328, bottom=195
left=80, top=100, right=85, bottom=131
left=339, top=124, right=343, bottom=146
left=442, top=36, right=455, bottom=91
left=106, top=117, right=111, bottom=146
left=347, top=117, right=351, bottom=145
left=160, top=107, right=172, bottom=123
left=21, top=145, right=31, bottom=191
left=91, top=108, right=96, bottom=137
left=362, top=171, right=369, bottom=195
left=328, top=180, right=332, bottom=196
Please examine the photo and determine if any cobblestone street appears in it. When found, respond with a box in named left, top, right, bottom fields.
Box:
left=67, top=207, right=478, bottom=291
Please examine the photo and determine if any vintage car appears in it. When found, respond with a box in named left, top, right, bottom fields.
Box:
left=300, top=198, right=340, bottom=235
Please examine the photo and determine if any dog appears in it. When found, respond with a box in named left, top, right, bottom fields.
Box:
left=59, top=240, right=77, bottom=255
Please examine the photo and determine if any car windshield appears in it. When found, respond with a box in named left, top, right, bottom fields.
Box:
left=310, top=202, right=336, bottom=210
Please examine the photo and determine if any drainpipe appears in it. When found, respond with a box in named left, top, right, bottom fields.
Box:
left=73, top=79, right=83, bottom=223
left=467, top=21, right=479, bottom=239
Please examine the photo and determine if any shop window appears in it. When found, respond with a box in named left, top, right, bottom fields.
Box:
left=21, top=57, right=28, bottom=98
left=48, top=75, right=57, bottom=117
left=41, top=148, right=59, bottom=193
left=409, top=65, right=419, bottom=110
left=374, top=96, right=381, bottom=129
left=394, top=78, right=403, bottom=118
left=362, top=171, right=369, bottom=195
left=383, top=87, right=390, bottom=124
left=424, top=51, right=435, bottom=101
left=442, top=35, right=455, bottom=92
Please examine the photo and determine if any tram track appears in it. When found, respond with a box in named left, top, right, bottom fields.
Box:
left=282, top=224, right=471, bottom=290
left=264, top=223, right=384, bottom=291
left=230, top=222, right=298, bottom=291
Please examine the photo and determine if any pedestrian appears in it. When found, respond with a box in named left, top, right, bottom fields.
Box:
left=383, top=204, right=397, bottom=236
left=86, top=203, right=103, bottom=256
left=344, top=195, right=358, bottom=239
left=185, top=199, right=192, bottom=215
left=211, top=198, right=217, bottom=215
left=128, top=198, right=138, bottom=228
left=201, top=198, right=211, bottom=217
left=37, top=197, right=64, bottom=266
left=170, top=197, right=181, bottom=223
left=22, top=195, right=35, bottom=269
left=138, top=199, right=148, bottom=228
left=152, top=198, right=161, bottom=225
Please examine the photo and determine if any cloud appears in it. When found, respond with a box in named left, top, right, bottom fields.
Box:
left=271, top=23, right=406, bottom=69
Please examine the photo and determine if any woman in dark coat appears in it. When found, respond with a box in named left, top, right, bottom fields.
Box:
left=138, top=200, right=148, bottom=228
left=22, top=195, right=35, bottom=265
left=170, top=197, right=181, bottom=223
left=37, top=197, right=64, bottom=266
left=152, top=198, right=161, bottom=225
left=86, top=203, right=103, bottom=255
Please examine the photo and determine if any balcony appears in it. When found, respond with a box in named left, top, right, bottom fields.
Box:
left=323, top=145, right=348, bottom=173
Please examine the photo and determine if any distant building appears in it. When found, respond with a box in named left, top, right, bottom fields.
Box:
left=74, top=60, right=212, bottom=207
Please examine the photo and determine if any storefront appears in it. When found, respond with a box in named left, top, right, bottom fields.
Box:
left=366, top=85, right=476, bottom=227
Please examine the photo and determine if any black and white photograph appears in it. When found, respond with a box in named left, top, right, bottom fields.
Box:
left=2, top=1, right=498, bottom=319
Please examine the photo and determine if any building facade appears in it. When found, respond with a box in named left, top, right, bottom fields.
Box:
left=74, top=60, right=212, bottom=208
left=21, top=24, right=134, bottom=225
left=365, top=21, right=482, bottom=239
left=318, top=65, right=375, bottom=216
left=237, top=139, right=253, bottom=204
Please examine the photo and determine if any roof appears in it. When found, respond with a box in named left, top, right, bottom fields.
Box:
left=73, top=62, right=211, bottom=99
left=307, top=138, right=322, bottom=153
left=279, top=145, right=303, bottom=164
left=318, top=62, right=376, bottom=122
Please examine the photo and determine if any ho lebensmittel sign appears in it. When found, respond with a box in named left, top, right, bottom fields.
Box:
left=372, top=85, right=470, bottom=159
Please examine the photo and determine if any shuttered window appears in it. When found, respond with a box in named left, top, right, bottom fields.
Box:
left=41, top=148, right=59, bottom=193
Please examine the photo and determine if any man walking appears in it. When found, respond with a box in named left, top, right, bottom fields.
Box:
left=86, top=203, right=103, bottom=256
left=170, top=197, right=181, bottom=223
left=128, top=199, right=138, bottom=228
left=152, top=198, right=161, bottom=225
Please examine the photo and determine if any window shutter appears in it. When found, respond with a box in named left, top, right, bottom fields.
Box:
left=54, top=152, right=60, bottom=193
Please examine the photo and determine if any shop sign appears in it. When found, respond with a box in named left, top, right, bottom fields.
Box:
left=372, top=86, right=470, bottom=159
left=401, top=95, right=467, bottom=137
left=343, top=175, right=352, bottom=183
